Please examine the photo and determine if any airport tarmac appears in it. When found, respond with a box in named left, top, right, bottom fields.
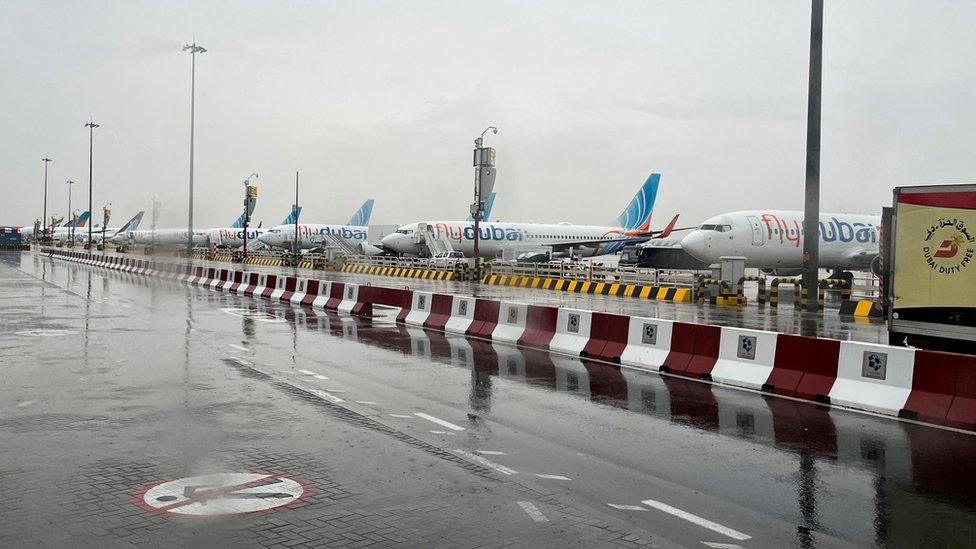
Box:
left=101, top=250, right=887, bottom=344
left=5, top=251, right=975, bottom=548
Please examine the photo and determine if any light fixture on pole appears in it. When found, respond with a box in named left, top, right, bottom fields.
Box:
left=243, top=173, right=258, bottom=259
left=101, top=202, right=112, bottom=249
left=183, top=41, right=207, bottom=253
left=42, top=157, right=52, bottom=241
left=472, top=126, right=498, bottom=268
left=85, top=120, right=99, bottom=247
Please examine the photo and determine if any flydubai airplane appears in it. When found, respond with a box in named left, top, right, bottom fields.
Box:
left=258, top=199, right=375, bottom=251
left=203, top=207, right=303, bottom=248
left=680, top=210, right=881, bottom=275
left=381, top=173, right=678, bottom=258
left=55, top=211, right=146, bottom=243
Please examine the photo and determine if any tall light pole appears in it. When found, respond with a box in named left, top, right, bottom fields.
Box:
left=42, top=157, right=52, bottom=241
left=85, top=120, right=99, bottom=247
left=66, top=180, right=75, bottom=243
left=294, top=171, right=300, bottom=258
left=183, top=41, right=207, bottom=253
left=801, top=0, right=824, bottom=313
left=472, top=126, right=497, bottom=267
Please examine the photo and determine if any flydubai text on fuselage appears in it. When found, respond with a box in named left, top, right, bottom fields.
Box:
left=258, top=224, right=369, bottom=249
left=382, top=221, right=634, bottom=257
left=680, top=210, right=881, bottom=271
left=205, top=227, right=265, bottom=247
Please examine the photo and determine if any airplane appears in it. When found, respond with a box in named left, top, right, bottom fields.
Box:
left=679, top=210, right=882, bottom=277
left=202, top=207, right=303, bottom=249
left=380, top=173, right=674, bottom=259
left=54, top=211, right=146, bottom=244
left=50, top=212, right=91, bottom=242
left=258, top=199, right=375, bottom=251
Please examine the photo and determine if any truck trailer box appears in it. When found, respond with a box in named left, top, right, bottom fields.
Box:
left=888, top=184, right=976, bottom=352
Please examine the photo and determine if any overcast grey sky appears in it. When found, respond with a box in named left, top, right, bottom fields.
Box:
left=3, top=0, right=975, bottom=229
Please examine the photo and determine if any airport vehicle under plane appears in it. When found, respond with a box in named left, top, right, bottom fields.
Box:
left=381, top=173, right=679, bottom=258
left=258, top=199, right=375, bottom=251
left=680, top=210, right=882, bottom=276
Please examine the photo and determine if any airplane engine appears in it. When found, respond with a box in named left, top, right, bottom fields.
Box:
left=359, top=243, right=385, bottom=256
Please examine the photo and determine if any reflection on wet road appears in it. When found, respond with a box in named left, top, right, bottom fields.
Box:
left=3, top=251, right=975, bottom=548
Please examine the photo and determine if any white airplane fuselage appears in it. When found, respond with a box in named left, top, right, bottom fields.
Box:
left=115, top=229, right=208, bottom=247
left=381, top=221, right=635, bottom=257
left=680, top=210, right=881, bottom=271
left=204, top=227, right=266, bottom=248
left=258, top=224, right=369, bottom=250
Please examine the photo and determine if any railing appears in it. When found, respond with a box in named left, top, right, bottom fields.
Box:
left=484, top=260, right=701, bottom=287
left=341, top=254, right=466, bottom=272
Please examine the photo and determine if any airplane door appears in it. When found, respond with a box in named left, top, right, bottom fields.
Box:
left=747, top=216, right=764, bottom=246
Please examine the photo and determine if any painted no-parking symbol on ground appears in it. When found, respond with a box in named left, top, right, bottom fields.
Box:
left=133, top=472, right=311, bottom=516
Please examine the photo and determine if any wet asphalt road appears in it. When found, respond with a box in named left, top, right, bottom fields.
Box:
left=3, top=251, right=976, bottom=548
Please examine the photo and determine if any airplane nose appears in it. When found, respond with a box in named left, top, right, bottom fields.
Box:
left=380, top=233, right=399, bottom=250
left=257, top=233, right=273, bottom=245
left=680, top=231, right=708, bottom=260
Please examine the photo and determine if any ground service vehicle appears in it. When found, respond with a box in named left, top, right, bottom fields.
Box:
left=887, top=184, right=976, bottom=353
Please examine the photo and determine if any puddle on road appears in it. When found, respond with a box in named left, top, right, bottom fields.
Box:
left=220, top=308, right=284, bottom=323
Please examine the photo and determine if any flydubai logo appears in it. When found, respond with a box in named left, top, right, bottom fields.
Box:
left=922, top=218, right=975, bottom=275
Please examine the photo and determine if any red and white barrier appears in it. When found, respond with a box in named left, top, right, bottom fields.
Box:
left=280, top=276, right=298, bottom=302
left=260, top=275, right=278, bottom=299
left=827, top=342, right=916, bottom=415
left=404, top=291, right=433, bottom=327
left=492, top=302, right=528, bottom=344
left=228, top=271, right=245, bottom=292
left=270, top=276, right=287, bottom=301
left=549, top=308, right=593, bottom=356
left=518, top=305, right=558, bottom=349
left=710, top=327, right=779, bottom=390
left=299, top=279, right=320, bottom=306
left=423, top=294, right=455, bottom=330
left=619, top=317, right=674, bottom=371
left=764, top=335, right=840, bottom=402
left=443, top=296, right=476, bottom=335
left=581, top=312, right=630, bottom=363
left=312, top=280, right=332, bottom=308
left=337, top=283, right=361, bottom=314
left=290, top=278, right=308, bottom=304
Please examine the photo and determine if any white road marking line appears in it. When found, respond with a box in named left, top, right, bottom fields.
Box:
left=323, top=388, right=346, bottom=393
left=475, top=450, right=507, bottom=456
left=227, top=344, right=249, bottom=352
left=230, top=357, right=252, bottom=366
left=297, top=369, right=329, bottom=380
left=454, top=449, right=518, bottom=475
left=414, top=412, right=465, bottom=431
left=356, top=401, right=378, bottom=405
left=535, top=474, right=572, bottom=481
left=702, top=543, right=746, bottom=549
left=15, top=400, right=35, bottom=408
left=308, top=389, right=344, bottom=404
left=429, top=430, right=456, bottom=435
left=388, top=414, right=414, bottom=419
left=607, top=504, right=648, bottom=511
left=641, top=499, right=751, bottom=541
left=517, top=501, right=549, bottom=522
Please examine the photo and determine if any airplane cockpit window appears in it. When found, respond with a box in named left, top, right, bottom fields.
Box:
left=715, top=224, right=732, bottom=233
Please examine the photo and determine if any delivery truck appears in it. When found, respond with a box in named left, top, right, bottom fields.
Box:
left=887, top=184, right=976, bottom=353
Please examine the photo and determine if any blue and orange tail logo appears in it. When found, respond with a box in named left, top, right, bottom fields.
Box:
left=613, top=173, right=660, bottom=232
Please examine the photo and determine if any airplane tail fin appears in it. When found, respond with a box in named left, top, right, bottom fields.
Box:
left=281, top=206, right=303, bottom=225
left=75, top=211, right=91, bottom=228
left=231, top=212, right=246, bottom=229
left=467, top=192, right=497, bottom=221
left=347, top=199, right=374, bottom=226
left=657, top=214, right=680, bottom=238
left=612, top=173, right=660, bottom=231
left=113, top=211, right=145, bottom=236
